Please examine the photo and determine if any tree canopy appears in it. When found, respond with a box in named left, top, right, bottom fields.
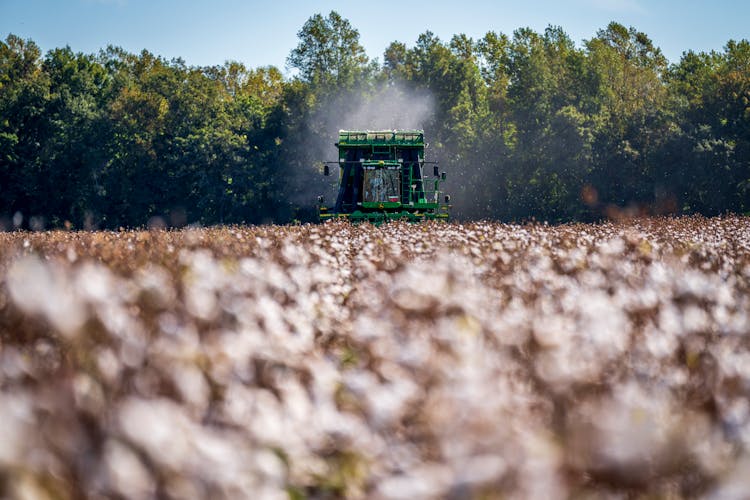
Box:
left=1, top=13, right=748, bottom=228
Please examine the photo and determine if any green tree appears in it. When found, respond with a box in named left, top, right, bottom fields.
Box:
left=384, top=31, right=499, bottom=218
left=1, top=17, right=748, bottom=228
left=0, top=34, right=50, bottom=225
left=584, top=23, right=669, bottom=211
left=287, top=11, right=373, bottom=92
left=662, top=41, right=750, bottom=214
left=504, top=26, right=593, bottom=220
left=39, top=47, right=109, bottom=227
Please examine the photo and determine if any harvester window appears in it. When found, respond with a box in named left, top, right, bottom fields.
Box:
left=363, top=168, right=400, bottom=203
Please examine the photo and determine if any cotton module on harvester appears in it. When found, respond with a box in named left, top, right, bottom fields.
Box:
left=317, top=130, right=451, bottom=223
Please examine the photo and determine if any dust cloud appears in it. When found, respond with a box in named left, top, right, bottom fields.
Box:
left=285, top=83, right=436, bottom=218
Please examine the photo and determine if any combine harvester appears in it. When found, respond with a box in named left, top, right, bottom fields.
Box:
left=318, top=130, right=450, bottom=224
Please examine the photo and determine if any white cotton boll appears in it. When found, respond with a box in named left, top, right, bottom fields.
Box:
left=715, top=281, right=735, bottom=308
left=256, top=296, right=291, bottom=339
left=535, top=347, right=599, bottom=386
left=94, top=300, right=132, bottom=339
left=516, top=431, right=567, bottom=500
left=0, top=393, right=33, bottom=466
left=644, top=323, right=679, bottom=359
left=578, top=268, right=607, bottom=288
left=135, top=264, right=177, bottom=307
left=96, top=347, right=122, bottom=384
left=683, top=304, right=711, bottom=334
left=678, top=270, right=715, bottom=300
left=658, top=304, right=684, bottom=336
left=304, top=357, right=341, bottom=404
left=191, top=432, right=260, bottom=489
left=120, top=335, right=147, bottom=368
left=717, top=349, right=750, bottom=383
left=185, top=285, right=219, bottom=321
left=157, top=311, right=180, bottom=336
left=343, top=370, right=379, bottom=397
left=118, top=397, right=193, bottom=470
left=533, top=314, right=576, bottom=348
left=181, top=250, right=230, bottom=321
left=598, top=237, right=626, bottom=256
left=103, top=440, right=156, bottom=498
left=629, top=286, right=660, bottom=310
left=578, top=290, right=629, bottom=354
left=722, top=399, right=750, bottom=435
left=648, top=261, right=671, bottom=287
left=247, top=450, right=287, bottom=500
left=0, top=347, right=30, bottom=380
left=533, top=289, right=629, bottom=385
left=281, top=241, right=307, bottom=266
left=246, top=389, right=286, bottom=446
left=73, top=373, right=105, bottom=414
left=75, top=262, right=115, bottom=304
left=454, top=454, right=507, bottom=488
left=172, top=363, right=210, bottom=413
left=7, top=256, right=86, bottom=337
left=278, top=379, right=312, bottom=423
left=204, top=329, right=259, bottom=384
left=568, top=381, right=710, bottom=482
left=317, top=405, right=379, bottom=452
left=189, top=249, right=221, bottom=281
left=354, top=374, right=419, bottom=428
left=118, top=396, right=285, bottom=497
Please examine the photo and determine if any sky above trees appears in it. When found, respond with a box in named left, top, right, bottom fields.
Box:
left=1, top=0, right=749, bottom=73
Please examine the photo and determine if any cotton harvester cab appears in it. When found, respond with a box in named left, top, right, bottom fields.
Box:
left=318, top=130, right=450, bottom=223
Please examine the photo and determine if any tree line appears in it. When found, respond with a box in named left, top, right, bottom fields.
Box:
left=1, top=12, right=748, bottom=228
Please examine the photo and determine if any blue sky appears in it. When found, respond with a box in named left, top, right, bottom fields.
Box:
left=1, top=0, right=748, bottom=74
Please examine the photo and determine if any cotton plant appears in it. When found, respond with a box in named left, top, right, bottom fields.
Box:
left=0, top=216, right=748, bottom=498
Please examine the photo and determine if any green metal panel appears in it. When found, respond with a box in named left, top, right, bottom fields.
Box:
left=321, top=129, right=450, bottom=224
left=337, top=130, right=424, bottom=147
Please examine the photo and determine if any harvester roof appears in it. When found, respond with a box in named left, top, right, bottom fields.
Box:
left=337, top=130, right=424, bottom=147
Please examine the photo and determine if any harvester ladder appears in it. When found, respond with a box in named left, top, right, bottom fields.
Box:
left=401, top=164, right=412, bottom=205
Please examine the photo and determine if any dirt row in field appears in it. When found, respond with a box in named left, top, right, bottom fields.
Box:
left=0, top=217, right=749, bottom=498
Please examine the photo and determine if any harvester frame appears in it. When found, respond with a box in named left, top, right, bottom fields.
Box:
left=318, top=130, right=450, bottom=224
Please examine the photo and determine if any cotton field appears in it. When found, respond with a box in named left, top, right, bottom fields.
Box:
left=0, top=216, right=749, bottom=499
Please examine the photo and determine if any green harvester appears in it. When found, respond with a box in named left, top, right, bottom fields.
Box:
left=318, top=130, right=450, bottom=224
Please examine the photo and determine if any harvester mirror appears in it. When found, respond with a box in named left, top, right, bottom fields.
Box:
left=445, top=195, right=451, bottom=203
left=433, top=165, right=439, bottom=177
left=317, top=195, right=324, bottom=204
left=323, top=164, right=330, bottom=176
left=441, top=172, right=447, bottom=181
